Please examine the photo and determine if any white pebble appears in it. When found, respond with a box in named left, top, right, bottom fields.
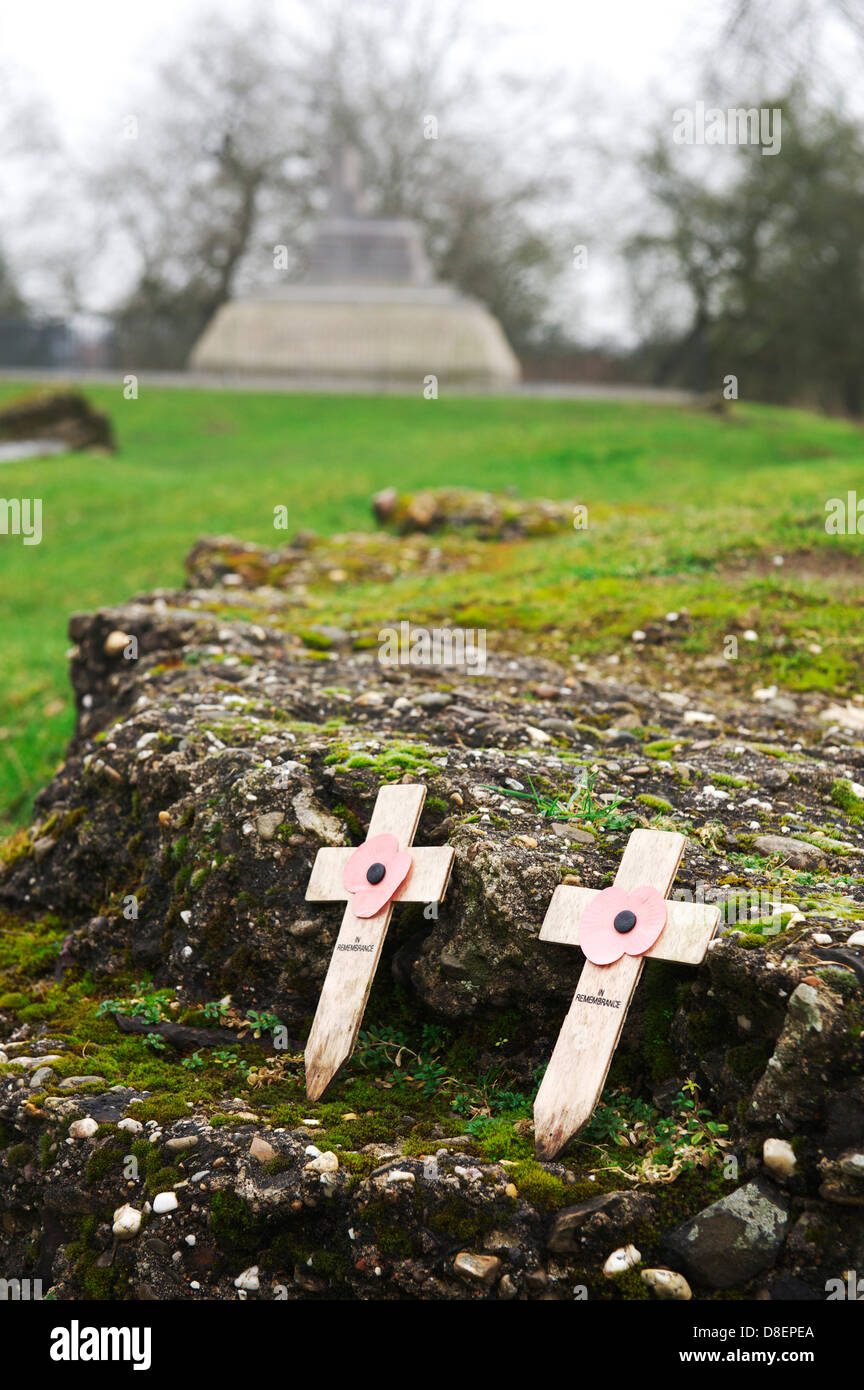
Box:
left=234, top=1265, right=260, bottom=1292
left=305, top=1151, right=338, bottom=1173
left=641, top=1267, right=691, bottom=1300
left=603, top=1244, right=641, bottom=1277
left=763, top=1137, right=797, bottom=1180
left=152, top=1192, right=178, bottom=1215
left=112, top=1204, right=142, bottom=1240
left=68, top=1117, right=98, bottom=1140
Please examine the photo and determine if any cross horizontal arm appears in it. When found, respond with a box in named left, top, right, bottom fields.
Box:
left=306, top=846, right=455, bottom=904
left=539, top=885, right=721, bottom=965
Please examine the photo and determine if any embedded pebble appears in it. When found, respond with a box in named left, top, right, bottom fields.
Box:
left=453, top=1252, right=502, bottom=1285
left=234, top=1265, right=260, bottom=1292
left=112, top=1204, right=142, bottom=1240
left=256, top=812, right=284, bottom=841
left=753, top=834, right=826, bottom=868
left=603, top=1244, right=641, bottom=1277
left=250, top=1135, right=277, bottom=1163
left=524, top=725, right=551, bottom=745
left=641, top=1268, right=692, bottom=1300
left=703, top=785, right=730, bottom=801
left=763, top=1137, right=797, bottom=1179
left=305, top=1151, right=338, bottom=1173
left=104, top=630, right=132, bottom=657
left=165, top=1135, right=198, bottom=1154
left=375, top=1168, right=415, bottom=1187
left=152, top=1192, right=179, bottom=1214
left=552, top=822, right=596, bottom=845
left=8, top=1055, right=63, bottom=1070
left=68, top=1117, right=99, bottom=1140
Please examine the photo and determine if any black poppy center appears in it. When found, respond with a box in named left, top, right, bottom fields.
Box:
left=613, top=909, right=637, bottom=934
left=366, top=862, right=386, bottom=885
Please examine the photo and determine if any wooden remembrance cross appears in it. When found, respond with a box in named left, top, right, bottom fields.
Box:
left=534, top=828, right=721, bottom=1161
left=304, top=784, right=454, bottom=1100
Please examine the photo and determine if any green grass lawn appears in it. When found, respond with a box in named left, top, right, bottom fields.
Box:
left=1, top=381, right=862, bottom=835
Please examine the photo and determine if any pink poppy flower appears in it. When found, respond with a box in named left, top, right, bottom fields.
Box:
left=342, top=833, right=412, bottom=918
left=579, top=885, right=667, bottom=966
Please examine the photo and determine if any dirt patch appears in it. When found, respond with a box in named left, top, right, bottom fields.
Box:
left=720, top=548, right=864, bottom=589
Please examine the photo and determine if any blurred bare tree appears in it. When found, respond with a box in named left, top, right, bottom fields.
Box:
left=0, top=250, right=26, bottom=318
left=90, top=0, right=580, bottom=367
left=704, top=0, right=864, bottom=96
left=627, top=100, right=864, bottom=413
left=620, top=0, right=864, bottom=412
left=0, top=62, right=60, bottom=319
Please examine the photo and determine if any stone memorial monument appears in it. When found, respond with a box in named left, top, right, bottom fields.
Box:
left=189, top=149, right=520, bottom=386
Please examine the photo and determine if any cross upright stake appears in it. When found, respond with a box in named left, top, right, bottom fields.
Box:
left=533, top=828, right=720, bottom=1161
left=304, top=783, right=454, bottom=1101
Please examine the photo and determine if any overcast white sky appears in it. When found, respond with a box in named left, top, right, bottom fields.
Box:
left=0, top=1, right=857, bottom=341
left=1, top=0, right=710, bottom=147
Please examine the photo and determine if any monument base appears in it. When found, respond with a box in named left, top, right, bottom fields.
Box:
left=189, top=287, right=520, bottom=386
